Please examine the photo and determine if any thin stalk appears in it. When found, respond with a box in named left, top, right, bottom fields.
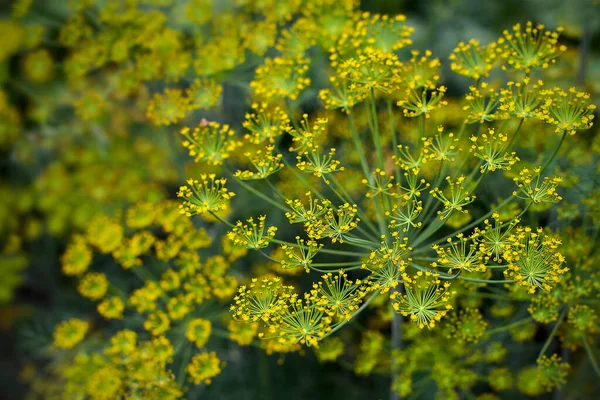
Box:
left=208, top=211, right=235, bottom=228
left=176, top=343, right=193, bottom=387
left=232, top=176, right=290, bottom=213
left=540, top=130, right=567, bottom=175
left=582, top=334, right=600, bottom=378
left=459, top=277, right=515, bottom=284
left=390, top=286, right=404, bottom=400
left=387, top=98, right=402, bottom=184
left=369, top=90, right=385, bottom=169
left=538, top=308, right=567, bottom=359
left=484, top=317, right=533, bottom=336
left=271, top=238, right=367, bottom=257
left=347, top=111, right=371, bottom=179
left=503, top=119, right=524, bottom=152
left=311, top=261, right=363, bottom=267
left=265, top=178, right=287, bottom=201
left=516, top=201, right=533, bottom=221
left=409, top=263, right=512, bottom=284
left=344, top=235, right=379, bottom=249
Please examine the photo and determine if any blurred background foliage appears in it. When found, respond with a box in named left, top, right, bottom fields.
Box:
left=0, top=0, right=599, bottom=399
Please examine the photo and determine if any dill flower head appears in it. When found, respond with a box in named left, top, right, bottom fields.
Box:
left=230, top=276, right=294, bottom=323
left=125, top=202, right=156, bottom=229
left=397, top=86, right=448, bottom=119
left=54, top=318, right=89, bottom=349
left=186, top=318, right=212, bottom=348
left=78, top=272, right=109, bottom=301
left=288, top=115, right=328, bottom=154
left=449, top=39, right=498, bottom=80
left=528, top=295, right=560, bottom=323
left=280, top=237, right=322, bottom=272
left=402, top=49, right=441, bottom=90
left=250, top=56, right=310, bottom=102
left=187, top=352, right=222, bottom=385
left=363, top=235, right=410, bottom=293
left=309, top=202, right=360, bottom=243
left=180, top=120, right=242, bottom=166
left=85, top=366, right=123, bottom=399
left=336, top=12, right=413, bottom=56
left=285, top=193, right=331, bottom=225
left=430, top=176, right=475, bottom=220
left=61, top=235, right=92, bottom=276
left=462, top=83, right=506, bottom=124
left=567, top=304, right=597, bottom=332
left=488, top=367, right=513, bottom=391
left=177, top=174, right=235, bottom=216
left=498, top=22, right=566, bottom=72
left=97, top=296, right=125, bottom=320
left=538, top=87, right=596, bottom=135
left=336, top=47, right=404, bottom=95
left=185, top=78, right=223, bottom=111
left=446, top=308, right=488, bottom=343
left=311, top=270, right=362, bottom=320
left=433, top=233, right=484, bottom=273
left=243, top=103, right=291, bottom=145
left=276, top=295, right=332, bottom=346
left=314, top=336, right=344, bottom=363
left=234, top=146, right=284, bottom=180
left=469, top=128, right=519, bottom=173
left=146, top=88, right=190, bottom=126
left=499, top=78, right=544, bottom=120
left=354, top=330, right=385, bottom=375
left=319, top=76, right=361, bottom=113
left=227, top=216, right=278, bottom=249
left=86, top=216, right=123, bottom=254
left=241, top=19, right=278, bottom=56
left=512, top=167, right=563, bottom=204
left=23, top=49, right=54, bottom=83
left=144, top=310, right=170, bottom=336
left=422, top=126, right=459, bottom=163
left=227, top=320, right=258, bottom=346
left=502, top=227, right=567, bottom=293
left=105, top=329, right=137, bottom=357
left=536, top=355, right=570, bottom=392
left=391, top=271, right=454, bottom=329
left=296, top=147, right=344, bottom=181
left=164, top=292, right=191, bottom=320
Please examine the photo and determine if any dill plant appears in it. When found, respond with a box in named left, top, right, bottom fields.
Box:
left=0, top=1, right=598, bottom=399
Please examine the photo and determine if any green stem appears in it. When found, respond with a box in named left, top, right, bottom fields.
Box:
left=582, top=334, right=600, bottom=378
left=540, top=130, right=566, bottom=175
left=485, top=317, right=533, bottom=335
left=271, top=238, right=367, bottom=257
left=538, top=308, right=567, bottom=359
left=311, top=261, right=363, bottom=267
left=503, top=119, right=524, bottom=152
left=177, top=343, right=193, bottom=387
left=232, top=176, right=290, bottom=213
left=208, top=211, right=235, bottom=228
left=387, top=98, right=402, bottom=184
left=347, top=111, right=371, bottom=179
left=369, top=90, right=385, bottom=170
